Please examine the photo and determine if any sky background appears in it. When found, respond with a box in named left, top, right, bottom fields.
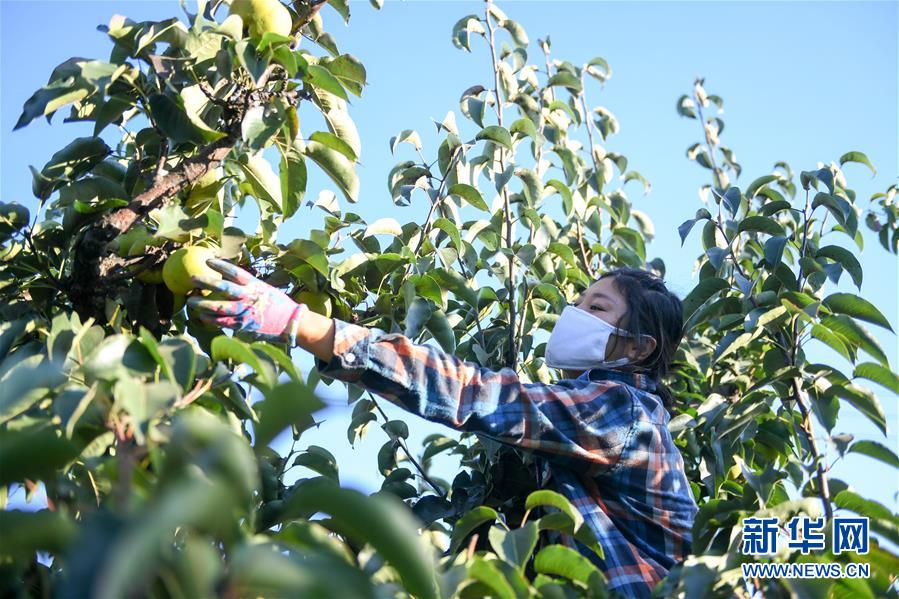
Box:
left=2, top=0, right=896, bottom=515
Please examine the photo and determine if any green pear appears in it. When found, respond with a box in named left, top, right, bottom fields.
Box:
left=229, top=0, right=292, bottom=40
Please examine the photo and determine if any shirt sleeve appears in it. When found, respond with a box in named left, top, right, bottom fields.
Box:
left=315, top=319, right=636, bottom=474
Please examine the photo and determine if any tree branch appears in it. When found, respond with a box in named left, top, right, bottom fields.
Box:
left=485, top=3, right=517, bottom=369
left=694, top=86, right=832, bottom=519
left=69, top=135, right=237, bottom=319
left=369, top=394, right=447, bottom=498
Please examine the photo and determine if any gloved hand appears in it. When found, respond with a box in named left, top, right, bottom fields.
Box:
left=187, top=259, right=307, bottom=345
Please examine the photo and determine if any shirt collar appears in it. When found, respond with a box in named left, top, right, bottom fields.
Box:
left=576, top=367, right=658, bottom=392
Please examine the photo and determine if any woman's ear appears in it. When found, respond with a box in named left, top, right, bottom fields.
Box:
left=627, top=335, right=657, bottom=363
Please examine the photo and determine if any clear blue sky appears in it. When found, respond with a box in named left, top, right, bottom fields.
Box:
left=2, top=1, right=896, bottom=510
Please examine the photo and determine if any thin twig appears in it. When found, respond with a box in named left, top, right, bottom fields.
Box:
left=369, top=394, right=447, bottom=498
left=455, top=255, right=488, bottom=351
left=575, top=220, right=596, bottom=279
left=403, top=147, right=464, bottom=279
left=485, top=2, right=517, bottom=369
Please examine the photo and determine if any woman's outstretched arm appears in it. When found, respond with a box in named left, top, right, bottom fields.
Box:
left=189, top=259, right=635, bottom=474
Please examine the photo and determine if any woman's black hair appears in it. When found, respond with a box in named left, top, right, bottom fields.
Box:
left=598, top=267, right=684, bottom=407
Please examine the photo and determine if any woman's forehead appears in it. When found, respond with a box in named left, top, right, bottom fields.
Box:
left=583, top=278, right=623, bottom=304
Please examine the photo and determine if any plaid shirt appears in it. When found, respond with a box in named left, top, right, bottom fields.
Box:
left=316, top=319, right=697, bottom=598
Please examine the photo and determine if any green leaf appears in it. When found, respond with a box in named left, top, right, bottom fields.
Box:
left=211, top=336, right=276, bottom=388
left=404, top=298, right=432, bottom=339
left=303, top=64, right=348, bottom=101
left=738, top=215, right=786, bottom=237
left=251, top=341, right=303, bottom=384
left=677, top=209, right=711, bottom=246
left=489, top=523, right=538, bottom=569
left=449, top=506, right=499, bottom=553
left=15, top=72, right=94, bottom=130
left=853, top=362, right=899, bottom=394
left=428, top=268, right=478, bottom=307
left=585, top=56, right=611, bottom=83
left=745, top=175, right=779, bottom=198
left=313, top=89, right=361, bottom=158
left=764, top=236, right=788, bottom=267
left=839, top=151, right=876, bottom=177
left=682, top=278, right=729, bottom=322
left=721, top=187, right=742, bottom=215
left=821, top=315, right=889, bottom=367
left=827, top=384, right=886, bottom=435
left=547, top=242, right=577, bottom=267
left=475, top=125, right=513, bottom=151
left=229, top=542, right=375, bottom=598
left=287, top=239, right=330, bottom=277
left=39, top=136, right=110, bottom=183
left=293, top=445, right=339, bottom=482
left=816, top=245, right=862, bottom=288
left=760, top=200, right=793, bottom=217
left=347, top=400, right=376, bottom=444
left=148, top=93, right=206, bottom=144
left=448, top=183, right=488, bottom=211
left=509, top=118, right=538, bottom=140
left=547, top=72, right=582, bottom=94
left=525, top=490, right=583, bottom=530
left=834, top=490, right=895, bottom=521
left=0, top=510, right=77, bottom=560
left=676, top=95, right=696, bottom=119
left=0, top=426, right=80, bottom=486
left=432, top=218, right=463, bottom=251
left=466, top=557, right=517, bottom=599
left=254, top=381, right=324, bottom=450
left=499, top=19, right=528, bottom=47
left=180, top=85, right=227, bottom=142
left=0, top=358, right=64, bottom=425
left=238, top=152, right=283, bottom=214
left=136, top=327, right=175, bottom=384
left=278, top=144, right=306, bottom=218
left=389, top=129, right=422, bottom=154
left=382, top=419, right=409, bottom=441
left=516, top=168, right=543, bottom=206
left=815, top=167, right=835, bottom=193
left=241, top=104, right=284, bottom=150
left=451, top=15, right=485, bottom=52
left=326, top=0, right=350, bottom=22
left=310, top=131, right=357, bottom=161
left=282, top=478, right=439, bottom=599
left=848, top=440, right=899, bottom=469
left=321, top=54, right=366, bottom=96
left=547, top=100, right=578, bottom=122
left=97, top=474, right=249, bottom=598
left=823, top=293, right=893, bottom=331
left=536, top=512, right=603, bottom=558
left=305, top=140, right=359, bottom=203
left=534, top=545, right=601, bottom=585
left=363, top=217, right=403, bottom=238
left=425, top=310, right=456, bottom=353
left=832, top=490, right=899, bottom=545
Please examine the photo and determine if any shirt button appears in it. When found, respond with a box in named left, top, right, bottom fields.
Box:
left=345, top=353, right=356, bottom=364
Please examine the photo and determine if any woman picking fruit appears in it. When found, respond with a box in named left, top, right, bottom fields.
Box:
left=188, top=258, right=698, bottom=599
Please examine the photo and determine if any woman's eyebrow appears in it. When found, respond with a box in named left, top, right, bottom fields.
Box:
left=589, top=291, right=617, bottom=305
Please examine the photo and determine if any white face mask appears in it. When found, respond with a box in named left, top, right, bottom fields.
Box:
left=545, top=305, right=641, bottom=370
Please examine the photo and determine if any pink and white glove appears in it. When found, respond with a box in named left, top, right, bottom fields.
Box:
left=187, top=259, right=307, bottom=345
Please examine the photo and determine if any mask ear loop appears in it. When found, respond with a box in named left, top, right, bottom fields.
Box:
left=615, top=329, right=657, bottom=372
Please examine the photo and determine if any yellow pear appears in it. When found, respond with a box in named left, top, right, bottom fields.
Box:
left=162, top=247, right=221, bottom=295
left=229, top=0, right=292, bottom=40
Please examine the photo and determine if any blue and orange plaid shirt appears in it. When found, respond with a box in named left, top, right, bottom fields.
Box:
left=316, top=319, right=698, bottom=598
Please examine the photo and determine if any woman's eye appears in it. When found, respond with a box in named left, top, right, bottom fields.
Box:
left=590, top=305, right=602, bottom=311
